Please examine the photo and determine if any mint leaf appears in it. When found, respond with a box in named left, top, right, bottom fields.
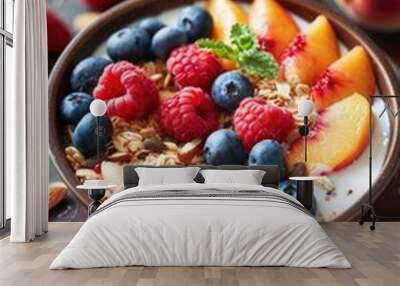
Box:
left=196, top=39, right=237, bottom=61
left=197, top=24, right=279, bottom=79
left=230, top=23, right=258, bottom=53
left=237, top=50, right=279, bottom=79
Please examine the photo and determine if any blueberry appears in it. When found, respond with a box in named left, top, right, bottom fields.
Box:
left=204, top=129, right=246, bottom=165
left=137, top=18, right=166, bottom=60
left=107, top=27, right=150, bottom=63
left=60, top=92, right=93, bottom=125
left=211, top=71, right=253, bottom=111
left=249, top=140, right=286, bottom=179
left=138, top=17, right=166, bottom=36
left=72, top=113, right=113, bottom=157
left=279, top=180, right=297, bottom=197
left=151, top=27, right=188, bottom=59
left=70, top=57, right=111, bottom=93
left=177, top=6, right=213, bottom=42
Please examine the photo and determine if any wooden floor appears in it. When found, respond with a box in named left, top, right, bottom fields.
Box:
left=0, top=222, right=399, bottom=286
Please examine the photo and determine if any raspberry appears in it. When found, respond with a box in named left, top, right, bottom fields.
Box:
left=233, top=98, right=294, bottom=152
left=93, top=61, right=159, bottom=120
left=94, top=163, right=101, bottom=174
left=47, top=8, right=71, bottom=54
left=158, top=87, right=219, bottom=142
left=167, top=44, right=223, bottom=90
left=82, top=0, right=119, bottom=12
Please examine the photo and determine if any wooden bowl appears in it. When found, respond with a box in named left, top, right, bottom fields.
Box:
left=49, top=0, right=400, bottom=219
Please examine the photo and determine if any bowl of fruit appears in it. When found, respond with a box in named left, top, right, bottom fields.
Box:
left=333, top=0, right=400, bottom=32
left=49, top=0, right=400, bottom=220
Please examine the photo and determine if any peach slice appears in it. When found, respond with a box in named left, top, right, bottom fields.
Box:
left=207, top=0, right=248, bottom=43
left=311, top=46, right=376, bottom=111
left=286, top=93, right=370, bottom=174
left=280, top=15, right=340, bottom=85
left=249, top=0, right=300, bottom=60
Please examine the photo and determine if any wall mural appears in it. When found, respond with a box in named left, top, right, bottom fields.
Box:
left=47, top=0, right=400, bottom=222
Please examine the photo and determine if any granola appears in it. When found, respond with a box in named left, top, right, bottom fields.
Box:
left=65, top=146, right=85, bottom=170
left=63, top=60, right=325, bottom=193
left=65, top=73, right=313, bottom=169
left=254, top=79, right=312, bottom=127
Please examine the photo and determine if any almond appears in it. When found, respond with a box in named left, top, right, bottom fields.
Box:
left=150, top=73, right=163, bottom=82
left=127, top=140, right=144, bottom=153
left=48, top=182, right=68, bottom=210
left=113, top=134, right=129, bottom=153
left=108, top=152, right=132, bottom=162
left=177, top=139, right=203, bottom=164
left=164, top=141, right=178, bottom=151
left=140, top=127, right=157, bottom=139
left=163, top=73, right=172, bottom=88
left=76, top=168, right=101, bottom=180
left=121, top=131, right=142, bottom=141
left=65, top=146, right=85, bottom=170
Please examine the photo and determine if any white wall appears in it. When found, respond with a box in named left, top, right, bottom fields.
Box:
left=5, top=43, right=12, bottom=219
left=4, top=0, right=14, bottom=220
left=5, top=0, right=13, bottom=33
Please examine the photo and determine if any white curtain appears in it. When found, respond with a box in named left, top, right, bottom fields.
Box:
left=8, top=0, right=48, bottom=242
